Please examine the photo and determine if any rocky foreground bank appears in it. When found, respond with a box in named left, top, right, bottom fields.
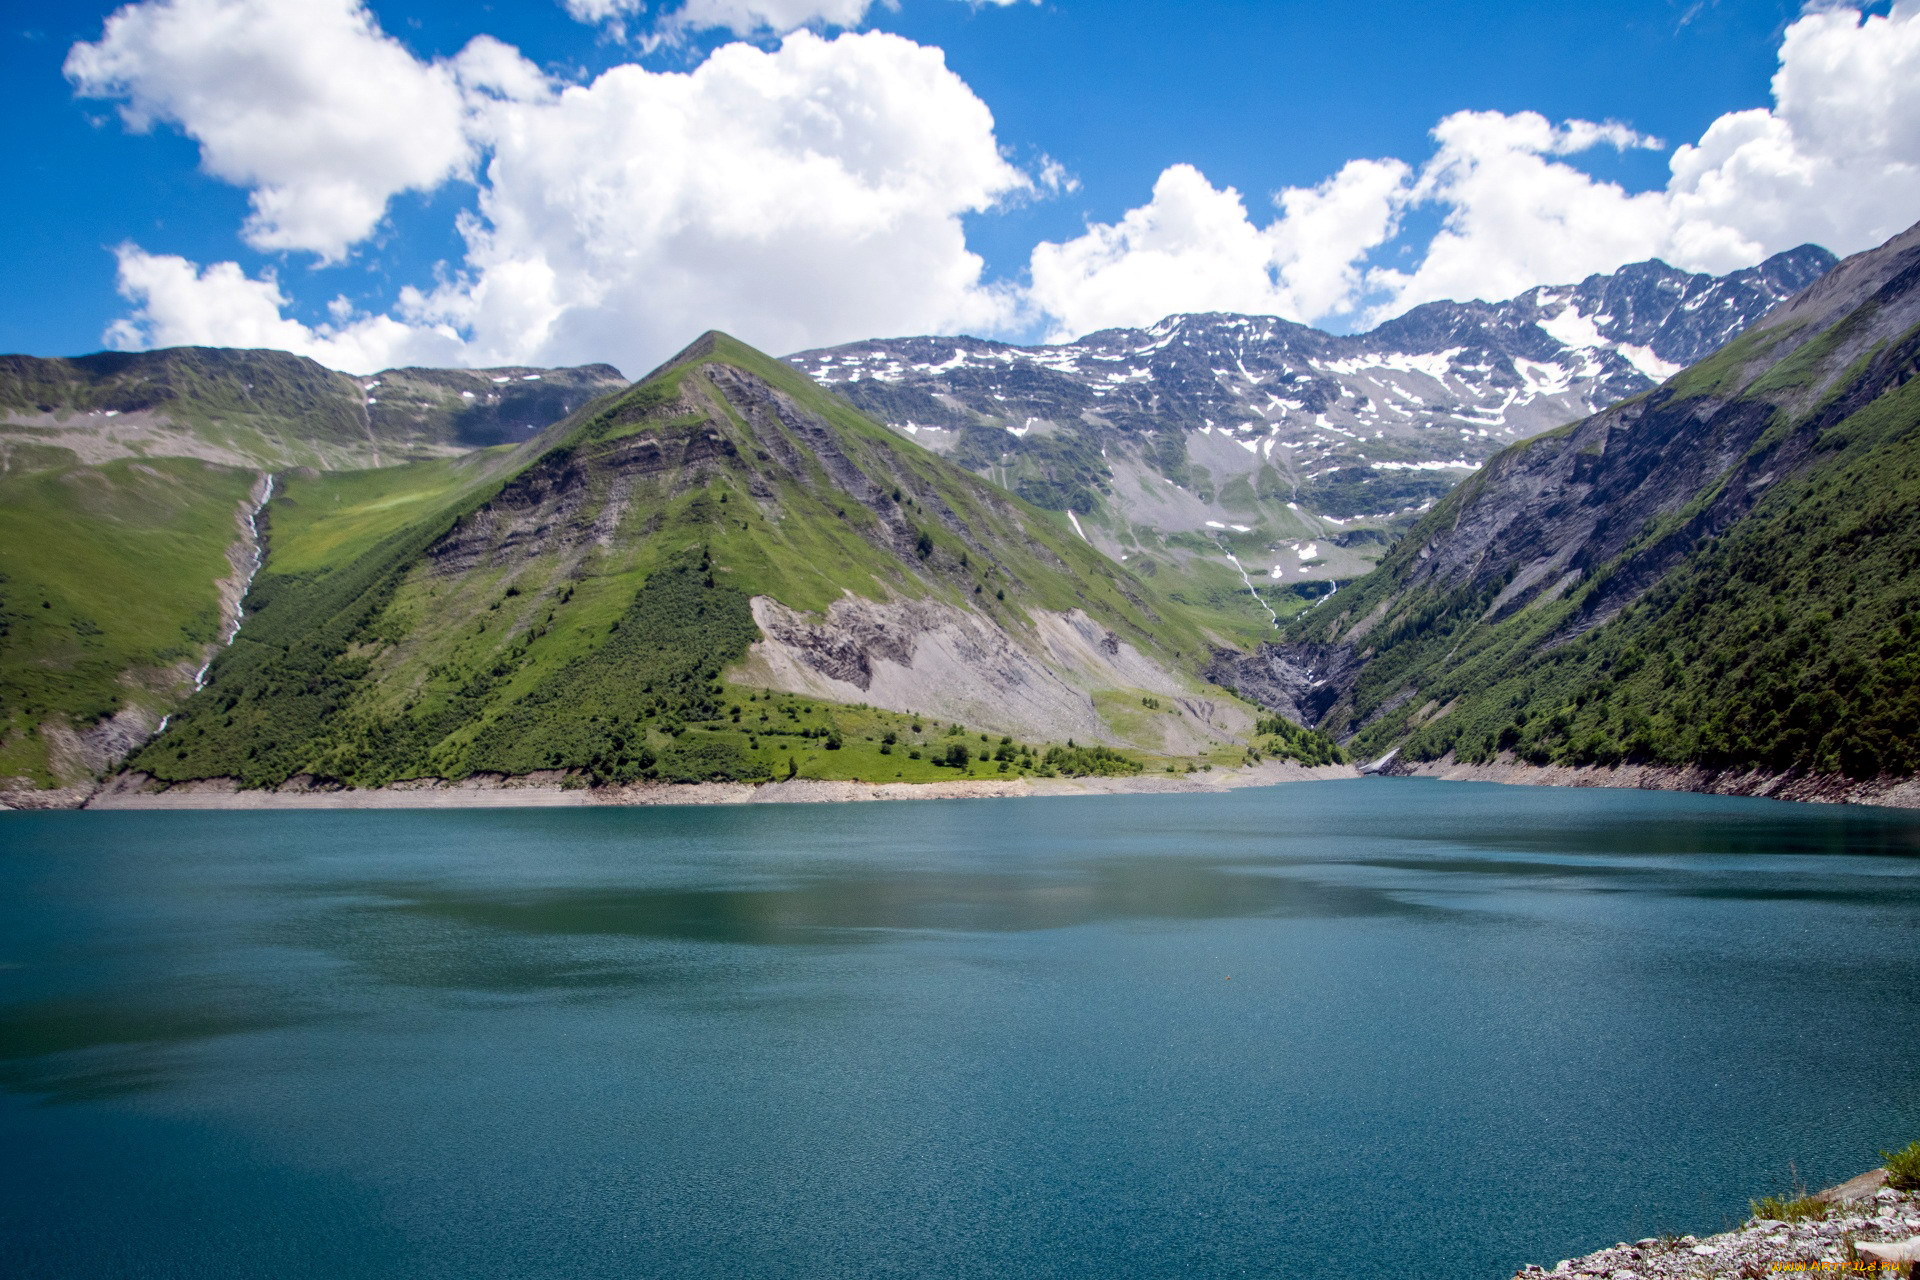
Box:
left=1389, top=753, right=1920, bottom=811
left=1518, top=1171, right=1919, bottom=1279
left=43, top=759, right=1358, bottom=811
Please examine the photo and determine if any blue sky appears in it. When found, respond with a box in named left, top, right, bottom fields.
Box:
left=4, top=0, right=1917, bottom=373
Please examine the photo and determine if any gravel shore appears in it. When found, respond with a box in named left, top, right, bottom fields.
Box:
left=68, top=759, right=1359, bottom=810
left=1517, top=1172, right=1918, bottom=1279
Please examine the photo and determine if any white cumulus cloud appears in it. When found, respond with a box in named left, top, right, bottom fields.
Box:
left=66, top=0, right=483, bottom=262
left=79, top=0, right=1920, bottom=371
left=1027, top=159, right=1410, bottom=340
left=421, top=28, right=1029, bottom=367
left=1663, top=0, right=1920, bottom=269
left=96, top=25, right=1029, bottom=374
left=1375, top=111, right=1671, bottom=314
left=1027, top=1, right=1920, bottom=336
left=105, top=245, right=466, bottom=371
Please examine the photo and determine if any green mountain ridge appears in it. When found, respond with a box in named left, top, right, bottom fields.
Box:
left=0, top=346, right=627, bottom=470
left=36, top=332, right=1309, bottom=801
left=1210, top=218, right=1920, bottom=796
left=0, top=347, right=629, bottom=799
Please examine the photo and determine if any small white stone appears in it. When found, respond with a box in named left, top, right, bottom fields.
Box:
left=1690, top=1244, right=1717, bottom=1255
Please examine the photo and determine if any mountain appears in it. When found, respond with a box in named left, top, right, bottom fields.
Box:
left=0, top=346, right=628, bottom=803
left=1209, top=221, right=1920, bottom=803
left=5, top=332, right=1313, bottom=807
left=0, top=346, right=627, bottom=470
left=788, top=247, right=1835, bottom=604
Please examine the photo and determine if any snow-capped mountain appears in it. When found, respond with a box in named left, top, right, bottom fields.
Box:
left=787, top=246, right=1835, bottom=594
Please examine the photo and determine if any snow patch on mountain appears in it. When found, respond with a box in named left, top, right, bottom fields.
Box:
left=789, top=246, right=1836, bottom=587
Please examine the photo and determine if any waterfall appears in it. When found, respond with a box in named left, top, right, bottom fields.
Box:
left=155, top=472, right=274, bottom=737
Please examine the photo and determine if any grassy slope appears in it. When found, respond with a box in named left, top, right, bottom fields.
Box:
left=135, top=333, right=1327, bottom=789
left=0, top=452, right=257, bottom=785
left=267, top=449, right=518, bottom=574
left=723, top=337, right=1305, bottom=651
left=0, top=351, right=620, bottom=795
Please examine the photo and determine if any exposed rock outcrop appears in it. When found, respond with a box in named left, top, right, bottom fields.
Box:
left=738, top=595, right=1251, bottom=754
left=1204, top=640, right=1360, bottom=727
left=1259, top=217, right=1920, bottom=803
left=790, top=248, right=1836, bottom=592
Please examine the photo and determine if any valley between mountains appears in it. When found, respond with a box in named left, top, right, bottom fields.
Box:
left=3, top=229, right=1918, bottom=810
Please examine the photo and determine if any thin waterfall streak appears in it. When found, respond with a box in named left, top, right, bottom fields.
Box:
left=189, top=472, right=274, bottom=700
left=1216, top=538, right=1278, bottom=628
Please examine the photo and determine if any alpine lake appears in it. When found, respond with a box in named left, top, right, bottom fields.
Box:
left=3, top=777, right=1917, bottom=1279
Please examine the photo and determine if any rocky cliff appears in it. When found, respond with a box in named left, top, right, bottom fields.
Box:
left=1210, top=220, right=1920, bottom=801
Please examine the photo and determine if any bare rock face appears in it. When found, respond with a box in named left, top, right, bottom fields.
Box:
left=0, top=702, right=169, bottom=809
left=1856, top=1237, right=1920, bottom=1272
left=427, top=421, right=737, bottom=577
left=1205, top=640, right=1360, bottom=727
left=739, top=595, right=1251, bottom=753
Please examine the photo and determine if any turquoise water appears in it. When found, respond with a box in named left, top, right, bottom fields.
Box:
left=2, top=778, right=1917, bottom=1279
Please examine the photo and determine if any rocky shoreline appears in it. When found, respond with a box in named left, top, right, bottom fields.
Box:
left=3, top=758, right=1360, bottom=811
left=1388, top=753, right=1920, bottom=810
left=1517, top=1170, right=1919, bottom=1279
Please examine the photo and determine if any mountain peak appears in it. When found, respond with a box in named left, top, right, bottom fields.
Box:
left=637, top=329, right=749, bottom=385
left=1750, top=218, right=1920, bottom=340
left=785, top=250, right=1840, bottom=597
left=113, top=318, right=1268, bottom=798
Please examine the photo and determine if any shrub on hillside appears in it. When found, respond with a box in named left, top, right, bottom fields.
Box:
left=1884, top=1140, right=1920, bottom=1190
left=1041, top=744, right=1142, bottom=777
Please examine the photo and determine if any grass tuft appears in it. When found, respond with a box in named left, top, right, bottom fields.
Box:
left=1750, top=1193, right=1828, bottom=1223
left=1883, top=1140, right=1920, bottom=1191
